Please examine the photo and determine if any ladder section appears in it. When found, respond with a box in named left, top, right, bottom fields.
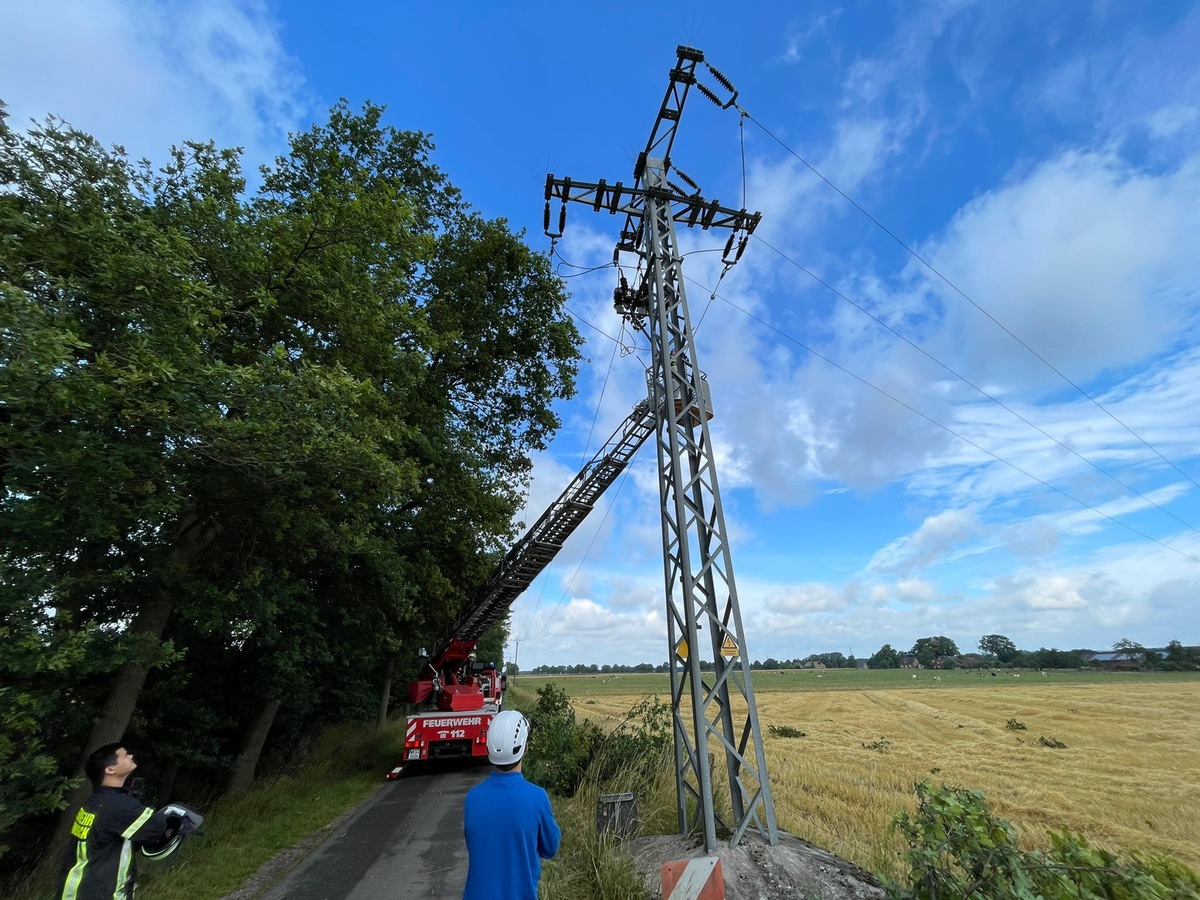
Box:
left=456, top=400, right=655, bottom=641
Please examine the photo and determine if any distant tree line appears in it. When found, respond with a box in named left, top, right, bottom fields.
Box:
left=0, top=103, right=581, bottom=870
left=523, top=636, right=1200, bottom=677
left=1109, top=637, right=1200, bottom=671
left=863, top=634, right=1200, bottom=671
left=526, top=652, right=861, bottom=676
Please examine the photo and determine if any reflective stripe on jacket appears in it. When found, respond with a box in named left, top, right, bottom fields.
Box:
left=60, top=786, right=169, bottom=900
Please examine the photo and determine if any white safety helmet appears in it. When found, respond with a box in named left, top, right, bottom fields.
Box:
left=486, top=710, right=530, bottom=766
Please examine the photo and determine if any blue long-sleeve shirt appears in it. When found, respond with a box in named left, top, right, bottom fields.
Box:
left=463, top=771, right=561, bottom=900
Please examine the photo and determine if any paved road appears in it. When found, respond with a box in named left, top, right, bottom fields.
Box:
left=259, top=761, right=489, bottom=900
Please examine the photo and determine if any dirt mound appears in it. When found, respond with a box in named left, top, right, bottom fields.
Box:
left=627, top=831, right=887, bottom=900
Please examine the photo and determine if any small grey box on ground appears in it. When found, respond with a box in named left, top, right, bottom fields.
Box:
left=596, top=791, right=639, bottom=838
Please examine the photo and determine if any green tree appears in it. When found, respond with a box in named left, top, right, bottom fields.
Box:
left=473, top=619, right=508, bottom=671
left=523, top=684, right=601, bottom=796
left=978, top=633, right=1018, bottom=663
left=0, top=102, right=581, bottom=861
left=804, top=651, right=848, bottom=668
left=1112, top=637, right=1150, bottom=670
left=1026, top=647, right=1083, bottom=670
left=868, top=644, right=900, bottom=669
left=1164, top=639, right=1199, bottom=671
left=910, top=636, right=959, bottom=669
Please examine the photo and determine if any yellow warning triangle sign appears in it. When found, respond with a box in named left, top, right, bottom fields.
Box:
left=720, top=634, right=739, bottom=657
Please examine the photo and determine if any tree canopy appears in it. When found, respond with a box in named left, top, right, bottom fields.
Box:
left=978, top=634, right=1018, bottom=662
left=910, top=636, right=960, bottom=669
left=867, top=643, right=900, bottom=669
left=0, top=101, right=581, bottom=864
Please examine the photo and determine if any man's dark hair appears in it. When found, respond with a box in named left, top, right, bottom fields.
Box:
left=85, top=743, right=124, bottom=787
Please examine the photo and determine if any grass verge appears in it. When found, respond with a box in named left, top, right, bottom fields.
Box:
left=539, top=748, right=677, bottom=899
left=507, top=683, right=680, bottom=900
left=10, top=720, right=406, bottom=900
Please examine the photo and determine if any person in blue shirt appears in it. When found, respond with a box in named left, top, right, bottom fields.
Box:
left=463, top=710, right=561, bottom=899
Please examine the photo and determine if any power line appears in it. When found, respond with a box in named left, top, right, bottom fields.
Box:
left=739, top=109, right=1200, bottom=494
left=681, top=273, right=1200, bottom=566
left=556, top=236, right=1200, bottom=562
left=751, top=233, right=1200, bottom=537
left=565, top=256, right=1199, bottom=562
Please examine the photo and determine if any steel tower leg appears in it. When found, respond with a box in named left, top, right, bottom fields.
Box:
left=641, top=158, right=778, bottom=851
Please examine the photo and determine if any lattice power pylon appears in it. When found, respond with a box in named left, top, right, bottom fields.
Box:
left=544, top=46, right=778, bottom=851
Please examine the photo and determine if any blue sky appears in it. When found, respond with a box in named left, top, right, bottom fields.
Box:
left=5, top=1, right=1199, bottom=668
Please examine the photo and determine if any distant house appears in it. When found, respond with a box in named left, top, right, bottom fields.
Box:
left=855, top=659, right=869, bottom=669
left=900, top=655, right=920, bottom=669
left=956, top=653, right=985, bottom=669
left=801, top=661, right=827, bottom=670
left=1080, top=650, right=1157, bottom=670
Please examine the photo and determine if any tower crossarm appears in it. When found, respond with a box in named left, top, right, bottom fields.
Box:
left=542, top=45, right=748, bottom=253
left=543, top=176, right=760, bottom=250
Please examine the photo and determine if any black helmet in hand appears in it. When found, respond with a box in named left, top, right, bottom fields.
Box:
left=137, top=803, right=205, bottom=860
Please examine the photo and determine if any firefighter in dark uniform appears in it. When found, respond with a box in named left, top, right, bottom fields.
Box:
left=59, top=742, right=174, bottom=900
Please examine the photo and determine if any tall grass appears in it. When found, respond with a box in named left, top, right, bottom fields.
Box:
left=507, top=683, right=681, bottom=899
left=558, top=675, right=1200, bottom=880
left=540, top=737, right=678, bottom=899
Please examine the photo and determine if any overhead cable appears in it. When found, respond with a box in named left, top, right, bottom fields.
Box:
left=739, top=109, right=1200, bottom=494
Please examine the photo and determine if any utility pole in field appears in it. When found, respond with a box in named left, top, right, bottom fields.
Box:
left=544, top=46, right=778, bottom=851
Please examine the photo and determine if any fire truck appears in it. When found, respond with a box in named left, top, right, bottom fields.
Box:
left=388, top=399, right=655, bottom=776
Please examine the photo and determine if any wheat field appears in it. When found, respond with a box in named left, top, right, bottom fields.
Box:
left=532, top=670, right=1200, bottom=879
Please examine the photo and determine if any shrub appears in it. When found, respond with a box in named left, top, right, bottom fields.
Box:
left=527, top=689, right=673, bottom=796
left=887, top=781, right=1200, bottom=899
left=1005, top=718, right=1027, bottom=730
left=538, top=695, right=677, bottom=898
left=587, top=696, right=671, bottom=786
left=768, top=724, right=806, bottom=738
left=523, top=684, right=603, bottom=797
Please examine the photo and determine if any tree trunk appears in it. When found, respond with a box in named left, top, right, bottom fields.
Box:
left=155, top=758, right=181, bottom=806
left=377, top=654, right=397, bottom=732
left=292, top=725, right=317, bottom=766
left=51, top=594, right=175, bottom=853
left=225, top=698, right=282, bottom=794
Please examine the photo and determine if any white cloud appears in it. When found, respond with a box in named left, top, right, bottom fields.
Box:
left=1030, top=5, right=1200, bottom=158
left=760, top=582, right=848, bottom=615
left=776, top=9, right=843, bottom=66
left=523, top=598, right=666, bottom=666
left=924, top=151, right=1200, bottom=387
left=999, top=572, right=1093, bottom=610
left=1, top=0, right=310, bottom=169
left=1147, top=105, right=1200, bottom=140
left=869, top=508, right=983, bottom=574
left=724, top=147, right=1200, bottom=507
